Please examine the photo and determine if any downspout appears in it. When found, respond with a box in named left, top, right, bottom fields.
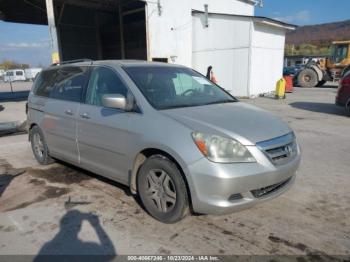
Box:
left=247, top=19, right=253, bottom=98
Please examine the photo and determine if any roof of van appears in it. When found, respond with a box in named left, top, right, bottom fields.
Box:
left=50, top=60, right=184, bottom=68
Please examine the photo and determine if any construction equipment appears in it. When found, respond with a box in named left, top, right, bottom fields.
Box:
left=296, top=40, right=350, bottom=88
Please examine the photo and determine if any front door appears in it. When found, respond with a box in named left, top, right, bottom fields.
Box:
left=77, top=66, right=132, bottom=184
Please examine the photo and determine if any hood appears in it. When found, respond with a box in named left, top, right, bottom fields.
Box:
left=161, top=102, right=291, bottom=145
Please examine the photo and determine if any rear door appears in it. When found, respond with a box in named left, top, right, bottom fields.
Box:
left=43, top=66, right=89, bottom=164
left=77, top=66, right=132, bottom=183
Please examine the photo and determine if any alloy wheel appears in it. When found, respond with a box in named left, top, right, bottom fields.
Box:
left=33, top=133, right=44, bottom=159
left=145, top=169, right=176, bottom=213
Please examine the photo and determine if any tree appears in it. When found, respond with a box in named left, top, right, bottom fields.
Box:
left=0, top=59, right=30, bottom=70
left=285, top=43, right=331, bottom=56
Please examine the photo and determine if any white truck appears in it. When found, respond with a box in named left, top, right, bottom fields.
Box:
left=24, top=68, right=42, bottom=81
left=4, top=69, right=26, bottom=82
left=4, top=68, right=42, bottom=82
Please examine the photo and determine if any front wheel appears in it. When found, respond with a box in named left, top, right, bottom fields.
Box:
left=30, top=126, right=54, bottom=165
left=137, top=155, right=189, bottom=223
left=346, top=101, right=350, bottom=117
left=297, top=69, right=318, bottom=88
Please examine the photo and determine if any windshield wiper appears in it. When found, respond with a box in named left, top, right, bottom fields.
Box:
left=203, top=100, right=236, bottom=106
left=160, top=104, right=201, bottom=110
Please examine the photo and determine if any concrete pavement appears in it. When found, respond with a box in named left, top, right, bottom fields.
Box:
left=0, top=86, right=349, bottom=257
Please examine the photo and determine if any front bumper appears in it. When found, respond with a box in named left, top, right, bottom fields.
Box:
left=185, top=145, right=301, bottom=215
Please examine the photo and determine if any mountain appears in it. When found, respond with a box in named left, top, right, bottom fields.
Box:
left=286, top=20, right=350, bottom=46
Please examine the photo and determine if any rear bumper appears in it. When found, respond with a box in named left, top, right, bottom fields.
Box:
left=185, top=149, right=301, bottom=215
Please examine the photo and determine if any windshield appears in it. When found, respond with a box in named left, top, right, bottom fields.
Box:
left=124, top=66, right=237, bottom=110
left=331, top=44, right=349, bottom=63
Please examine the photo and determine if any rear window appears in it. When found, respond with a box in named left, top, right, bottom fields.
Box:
left=34, top=66, right=88, bottom=102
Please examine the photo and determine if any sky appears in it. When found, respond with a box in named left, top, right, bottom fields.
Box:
left=0, top=21, right=51, bottom=66
left=255, top=0, right=350, bottom=26
left=0, top=0, right=350, bottom=67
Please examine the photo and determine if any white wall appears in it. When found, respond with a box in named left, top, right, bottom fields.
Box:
left=145, top=0, right=254, bottom=67
left=145, top=0, right=288, bottom=97
left=249, top=23, right=286, bottom=96
left=145, top=0, right=193, bottom=66
left=192, top=13, right=251, bottom=96
left=191, top=0, right=254, bottom=16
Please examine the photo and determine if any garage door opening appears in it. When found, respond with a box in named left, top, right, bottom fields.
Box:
left=0, top=0, right=148, bottom=62
left=55, top=0, right=147, bottom=61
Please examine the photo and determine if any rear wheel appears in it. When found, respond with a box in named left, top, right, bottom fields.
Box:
left=297, top=69, right=318, bottom=88
left=137, top=155, right=189, bottom=223
left=30, top=126, right=54, bottom=165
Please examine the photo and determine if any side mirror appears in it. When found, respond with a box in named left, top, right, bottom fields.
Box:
left=102, top=94, right=127, bottom=110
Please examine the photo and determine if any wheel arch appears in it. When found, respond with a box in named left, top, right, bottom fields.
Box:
left=130, top=147, right=194, bottom=210
left=346, top=98, right=350, bottom=110
left=28, top=123, right=38, bottom=140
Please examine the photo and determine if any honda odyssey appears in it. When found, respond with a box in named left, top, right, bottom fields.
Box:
left=27, top=60, right=301, bottom=223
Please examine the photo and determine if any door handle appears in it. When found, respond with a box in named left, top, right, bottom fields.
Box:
left=80, top=113, right=90, bottom=119
left=65, top=109, right=74, bottom=116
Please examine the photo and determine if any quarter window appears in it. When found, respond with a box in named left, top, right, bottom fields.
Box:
left=85, top=67, right=128, bottom=106
left=50, top=66, right=88, bottom=102
left=34, top=67, right=88, bottom=100
left=34, top=69, right=57, bottom=97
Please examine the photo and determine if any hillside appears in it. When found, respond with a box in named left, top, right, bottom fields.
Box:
left=286, top=20, right=350, bottom=46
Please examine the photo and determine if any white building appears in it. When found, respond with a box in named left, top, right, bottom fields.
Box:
left=1, top=0, right=296, bottom=97
left=147, top=0, right=296, bottom=97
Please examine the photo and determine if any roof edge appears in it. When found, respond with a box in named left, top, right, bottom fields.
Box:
left=236, top=0, right=260, bottom=6
left=192, top=9, right=297, bottom=30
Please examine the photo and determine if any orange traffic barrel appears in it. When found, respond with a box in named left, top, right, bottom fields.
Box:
left=284, top=75, right=294, bottom=93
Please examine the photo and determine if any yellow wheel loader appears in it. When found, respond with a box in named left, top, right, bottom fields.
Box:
left=296, top=41, right=350, bottom=88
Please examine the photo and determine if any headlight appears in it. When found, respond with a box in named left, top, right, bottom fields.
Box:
left=192, top=132, right=256, bottom=163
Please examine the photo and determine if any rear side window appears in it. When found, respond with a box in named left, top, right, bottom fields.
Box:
left=50, top=66, right=88, bottom=102
left=34, top=66, right=88, bottom=101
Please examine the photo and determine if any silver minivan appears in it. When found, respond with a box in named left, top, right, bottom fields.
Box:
left=27, top=60, right=301, bottom=223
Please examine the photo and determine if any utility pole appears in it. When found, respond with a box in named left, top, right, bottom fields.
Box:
left=9, top=78, right=13, bottom=93
left=45, top=0, right=60, bottom=64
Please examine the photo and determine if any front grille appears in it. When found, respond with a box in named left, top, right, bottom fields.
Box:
left=251, top=178, right=291, bottom=198
left=257, top=133, right=298, bottom=165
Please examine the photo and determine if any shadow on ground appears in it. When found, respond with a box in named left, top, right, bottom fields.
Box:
left=320, top=84, right=338, bottom=89
left=33, top=210, right=116, bottom=261
left=290, top=102, right=348, bottom=116
left=0, top=166, right=26, bottom=197
left=0, top=91, right=30, bottom=102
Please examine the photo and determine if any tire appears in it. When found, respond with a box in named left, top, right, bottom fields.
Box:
left=137, top=155, right=189, bottom=223
left=346, top=101, right=350, bottom=117
left=30, top=126, right=54, bottom=165
left=297, top=69, right=318, bottom=88
left=316, top=80, right=326, bottom=87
